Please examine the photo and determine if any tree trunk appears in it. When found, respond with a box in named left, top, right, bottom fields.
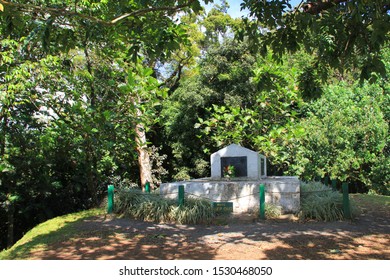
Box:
left=84, top=43, right=98, bottom=205
left=135, top=108, right=153, bottom=191
left=6, top=201, right=14, bottom=248
left=85, top=137, right=98, bottom=205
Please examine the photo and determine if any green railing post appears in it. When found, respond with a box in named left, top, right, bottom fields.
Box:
left=178, top=185, right=185, bottom=206
left=342, top=182, right=351, bottom=219
left=331, top=179, right=337, bottom=191
left=259, top=184, right=265, bottom=220
left=145, top=181, right=150, bottom=193
left=324, top=176, right=329, bottom=186
left=107, top=185, right=114, bottom=214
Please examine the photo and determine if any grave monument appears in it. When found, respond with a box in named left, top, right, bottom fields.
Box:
left=211, top=144, right=266, bottom=179
left=160, top=144, right=300, bottom=214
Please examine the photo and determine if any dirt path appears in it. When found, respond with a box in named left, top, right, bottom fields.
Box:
left=29, top=195, right=390, bottom=260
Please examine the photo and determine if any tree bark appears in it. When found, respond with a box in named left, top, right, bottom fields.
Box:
left=135, top=110, right=153, bottom=191
left=83, top=42, right=98, bottom=205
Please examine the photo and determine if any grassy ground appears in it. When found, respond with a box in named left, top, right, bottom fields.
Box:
left=351, top=193, right=390, bottom=207
left=0, top=208, right=105, bottom=260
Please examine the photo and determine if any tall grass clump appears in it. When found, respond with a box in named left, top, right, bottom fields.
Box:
left=265, top=203, right=282, bottom=219
left=114, top=188, right=214, bottom=224
left=299, top=181, right=356, bottom=221
left=170, top=198, right=215, bottom=224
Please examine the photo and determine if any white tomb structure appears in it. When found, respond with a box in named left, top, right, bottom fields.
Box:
left=211, top=144, right=267, bottom=179
left=160, top=144, right=300, bottom=214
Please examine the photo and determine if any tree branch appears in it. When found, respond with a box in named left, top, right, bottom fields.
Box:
left=0, top=0, right=196, bottom=25
left=302, top=0, right=347, bottom=14
left=111, top=1, right=196, bottom=24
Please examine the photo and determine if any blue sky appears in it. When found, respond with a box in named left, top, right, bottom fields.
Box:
left=203, top=0, right=303, bottom=18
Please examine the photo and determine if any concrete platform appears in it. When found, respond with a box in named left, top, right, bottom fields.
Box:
left=160, top=176, right=300, bottom=214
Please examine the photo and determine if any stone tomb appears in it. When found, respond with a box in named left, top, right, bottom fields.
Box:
left=160, top=144, right=300, bottom=214
left=211, top=144, right=267, bottom=179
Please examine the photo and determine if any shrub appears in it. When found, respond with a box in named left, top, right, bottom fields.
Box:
left=170, top=198, right=215, bottom=224
left=299, top=181, right=356, bottom=221
left=292, top=83, right=388, bottom=190
left=265, top=203, right=282, bottom=219
left=114, top=188, right=214, bottom=224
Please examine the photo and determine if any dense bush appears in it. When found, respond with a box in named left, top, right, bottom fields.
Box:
left=114, top=188, right=215, bottom=224
left=291, top=83, right=388, bottom=193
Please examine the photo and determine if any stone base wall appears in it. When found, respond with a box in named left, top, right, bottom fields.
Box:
left=159, top=176, right=300, bottom=214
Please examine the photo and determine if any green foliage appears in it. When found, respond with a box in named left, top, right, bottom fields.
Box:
left=114, top=188, right=214, bottom=224
left=1, top=0, right=389, bottom=252
left=369, top=156, right=390, bottom=195
left=161, top=38, right=257, bottom=178
left=0, top=0, right=207, bottom=250
left=194, top=51, right=305, bottom=174
left=291, top=82, right=388, bottom=190
left=241, top=0, right=390, bottom=81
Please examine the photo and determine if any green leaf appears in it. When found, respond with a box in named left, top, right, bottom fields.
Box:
left=7, top=195, right=20, bottom=203
left=127, top=72, right=135, bottom=87
left=142, top=67, right=153, bottom=77
left=103, top=110, right=111, bottom=120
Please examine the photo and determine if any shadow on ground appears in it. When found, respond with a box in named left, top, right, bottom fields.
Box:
left=9, top=194, right=390, bottom=260
left=29, top=209, right=389, bottom=260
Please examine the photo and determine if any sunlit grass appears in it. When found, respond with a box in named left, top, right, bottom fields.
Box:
left=351, top=193, right=390, bottom=209
left=0, top=208, right=105, bottom=260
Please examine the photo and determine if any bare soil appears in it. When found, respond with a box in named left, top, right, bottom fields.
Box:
left=29, top=195, right=389, bottom=260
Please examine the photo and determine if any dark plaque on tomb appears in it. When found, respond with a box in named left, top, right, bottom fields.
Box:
left=221, top=156, right=247, bottom=177
left=212, top=202, right=233, bottom=214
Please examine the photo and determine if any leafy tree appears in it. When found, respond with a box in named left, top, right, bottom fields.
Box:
left=118, top=62, right=168, bottom=189
left=240, top=0, right=390, bottom=81
left=290, top=82, right=388, bottom=192
left=196, top=51, right=305, bottom=174
left=0, top=0, right=210, bottom=249
left=200, top=2, right=240, bottom=49
left=160, top=36, right=258, bottom=179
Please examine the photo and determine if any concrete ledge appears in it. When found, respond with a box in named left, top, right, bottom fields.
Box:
left=160, top=176, right=300, bottom=214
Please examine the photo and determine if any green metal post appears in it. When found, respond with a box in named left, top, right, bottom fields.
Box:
left=145, top=181, right=150, bottom=193
left=178, top=185, right=185, bottom=206
left=259, top=184, right=265, bottom=220
left=107, top=185, right=114, bottom=214
left=324, top=176, right=329, bottom=186
left=342, top=182, right=351, bottom=219
left=331, top=179, right=337, bottom=191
